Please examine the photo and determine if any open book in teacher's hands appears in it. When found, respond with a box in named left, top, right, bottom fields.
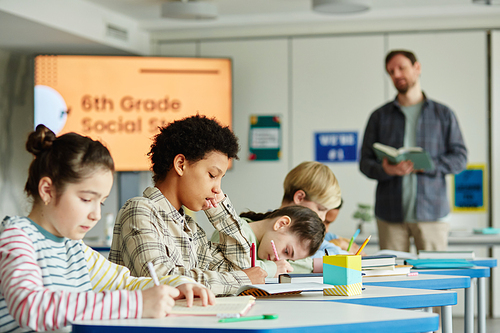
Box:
left=373, top=142, right=435, bottom=171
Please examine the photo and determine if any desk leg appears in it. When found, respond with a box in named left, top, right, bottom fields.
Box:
left=423, top=307, right=433, bottom=333
left=465, top=284, right=474, bottom=333
left=478, top=277, right=486, bottom=333
left=441, top=305, right=452, bottom=333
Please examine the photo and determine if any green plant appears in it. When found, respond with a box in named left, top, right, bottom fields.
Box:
left=352, top=203, right=373, bottom=232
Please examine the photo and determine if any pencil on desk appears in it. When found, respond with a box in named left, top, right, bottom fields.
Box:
left=355, top=235, right=371, bottom=255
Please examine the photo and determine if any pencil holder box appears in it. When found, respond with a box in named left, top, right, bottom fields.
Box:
left=323, top=254, right=362, bottom=296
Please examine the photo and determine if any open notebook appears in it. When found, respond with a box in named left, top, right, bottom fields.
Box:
left=170, top=296, right=255, bottom=318
left=237, top=282, right=329, bottom=297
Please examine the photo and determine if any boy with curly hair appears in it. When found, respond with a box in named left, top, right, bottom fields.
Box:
left=109, top=115, right=266, bottom=296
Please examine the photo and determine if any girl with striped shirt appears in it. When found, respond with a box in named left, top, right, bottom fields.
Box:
left=0, top=125, right=214, bottom=332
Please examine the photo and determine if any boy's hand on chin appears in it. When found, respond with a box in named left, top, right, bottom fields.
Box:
left=202, top=191, right=225, bottom=210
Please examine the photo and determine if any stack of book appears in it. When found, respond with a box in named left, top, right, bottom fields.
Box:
left=279, top=273, right=323, bottom=284
left=362, top=255, right=412, bottom=277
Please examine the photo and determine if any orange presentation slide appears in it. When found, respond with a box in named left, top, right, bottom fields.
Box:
left=34, top=55, right=232, bottom=171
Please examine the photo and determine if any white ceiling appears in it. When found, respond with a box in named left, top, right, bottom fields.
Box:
left=1, top=0, right=500, bottom=55
left=83, top=0, right=500, bottom=30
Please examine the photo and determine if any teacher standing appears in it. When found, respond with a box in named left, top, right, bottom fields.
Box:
left=359, top=50, right=467, bottom=252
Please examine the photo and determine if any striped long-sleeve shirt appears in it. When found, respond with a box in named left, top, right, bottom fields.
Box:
left=0, top=216, right=196, bottom=332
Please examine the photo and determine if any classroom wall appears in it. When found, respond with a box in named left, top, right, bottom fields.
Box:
left=0, top=51, right=34, bottom=218
left=0, top=27, right=497, bottom=316
left=1, top=31, right=489, bottom=238
left=154, top=30, right=493, bottom=318
left=154, top=30, right=489, bottom=241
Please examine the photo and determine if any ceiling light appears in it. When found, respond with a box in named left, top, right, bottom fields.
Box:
left=312, top=0, right=371, bottom=14
left=161, top=0, right=217, bottom=20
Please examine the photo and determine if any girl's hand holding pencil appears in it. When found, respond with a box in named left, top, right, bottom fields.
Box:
left=147, top=261, right=215, bottom=310
left=274, top=259, right=293, bottom=278
left=142, top=285, right=179, bottom=318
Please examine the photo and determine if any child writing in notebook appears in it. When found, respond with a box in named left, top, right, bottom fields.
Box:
left=212, top=161, right=363, bottom=277
left=212, top=205, right=326, bottom=278
left=109, top=115, right=267, bottom=297
left=0, top=125, right=214, bottom=332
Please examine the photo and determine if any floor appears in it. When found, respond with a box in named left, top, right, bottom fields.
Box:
left=452, top=317, right=500, bottom=333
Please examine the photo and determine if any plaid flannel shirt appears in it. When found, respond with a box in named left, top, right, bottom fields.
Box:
left=108, top=186, right=251, bottom=296
left=359, top=95, right=467, bottom=222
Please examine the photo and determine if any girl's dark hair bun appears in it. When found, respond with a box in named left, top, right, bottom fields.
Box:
left=26, top=124, right=56, bottom=156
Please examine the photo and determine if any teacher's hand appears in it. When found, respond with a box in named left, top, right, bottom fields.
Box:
left=382, top=158, right=414, bottom=176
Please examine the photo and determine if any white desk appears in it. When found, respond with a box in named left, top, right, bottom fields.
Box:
left=260, top=285, right=456, bottom=333
left=363, top=273, right=470, bottom=290
left=72, top=300, right=439, bottom=333
left=416, top=266, right=491, bottom=333
left=448, top=234, right=500, bottom=246
left=363, top=273, right=471, bottom=333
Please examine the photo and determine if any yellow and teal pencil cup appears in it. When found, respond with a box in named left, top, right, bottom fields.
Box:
left=323, top=254, right=363, bottom=296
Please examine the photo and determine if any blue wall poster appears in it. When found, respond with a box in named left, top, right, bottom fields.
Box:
left=315, top=132, right=358, bottom=163
left=249, top=115, right=281, bottom=161
left=452, top=164, right=486, bottom=212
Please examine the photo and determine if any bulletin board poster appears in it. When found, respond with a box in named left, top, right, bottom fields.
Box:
left=248, top=115, right=281, bottom=161
left=315, top=132, right=358, bottom=163
left=452, top=164, right=487, bottom=212
left=34, top=55, right=232, bottom=171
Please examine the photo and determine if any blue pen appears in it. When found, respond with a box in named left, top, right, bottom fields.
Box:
left=353, top=229, right=361, bottom=240
left=347, top=229, right=361, bottom=252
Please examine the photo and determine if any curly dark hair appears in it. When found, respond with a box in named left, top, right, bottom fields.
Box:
left=25, top=124, right=114, bottom=202
left=148, top=114, right=240, bottom=183
left=240, top=205, right=325, bottom=257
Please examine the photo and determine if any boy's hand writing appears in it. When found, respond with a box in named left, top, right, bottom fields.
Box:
left=274, top=259, right=293, bottom=278
left=174, top=283, right=216, bottom=307
left=243, top=266, right=267, bottom=284
left=142, top=285, right=179, bottom=318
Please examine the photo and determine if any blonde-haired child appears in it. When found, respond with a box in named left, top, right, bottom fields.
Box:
left=281, top=161, right=362, bottom=256
left=0, top=125, right=214, bottom=332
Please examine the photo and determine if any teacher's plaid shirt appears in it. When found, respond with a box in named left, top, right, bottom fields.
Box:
left=109, top=186, right=251, bottom=296
left=359, top=95, right=467, bottom=223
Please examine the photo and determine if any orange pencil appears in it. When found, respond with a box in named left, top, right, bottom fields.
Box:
left=355, top=235, right=371, bottom=255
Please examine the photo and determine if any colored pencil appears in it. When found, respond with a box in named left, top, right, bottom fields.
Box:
left=250, top=243, right=256, bottom=267
left=355, top=235, right=371, bottom=255
left=271, top=240, right=280, bottom=261
left=147, top=262, right=160, bottom=286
